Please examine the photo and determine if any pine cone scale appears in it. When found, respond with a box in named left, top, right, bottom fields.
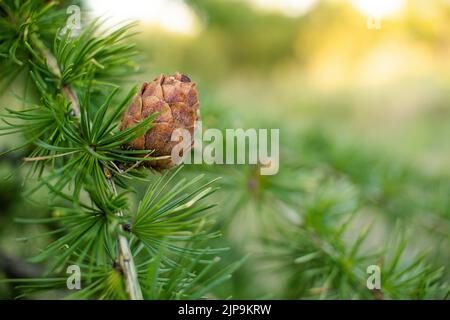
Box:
left=120, top=72, right=200, bottom=169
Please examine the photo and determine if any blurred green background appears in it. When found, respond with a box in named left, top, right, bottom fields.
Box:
left=1, top=0, right=449, bottom=299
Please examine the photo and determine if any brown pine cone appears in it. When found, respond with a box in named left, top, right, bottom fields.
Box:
left=120, top=73, right=200, bottom=169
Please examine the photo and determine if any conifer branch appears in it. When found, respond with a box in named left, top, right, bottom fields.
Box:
left=61, top=85, right=80, bottom=118
left=29, top=33, right=80, bottom=117
left=30, top=32, right=142, bottom=300
left=105, top=166, right=143, bottom=300
left=0, top=1, right=239, bottom=301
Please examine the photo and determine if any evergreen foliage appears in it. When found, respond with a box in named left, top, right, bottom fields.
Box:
left=0, top=0, right=236, bottom=299
left=0, top=0, right=448, bottom=300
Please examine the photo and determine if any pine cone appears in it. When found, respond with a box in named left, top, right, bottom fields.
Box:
left=120, top=73, right=200, bottom=169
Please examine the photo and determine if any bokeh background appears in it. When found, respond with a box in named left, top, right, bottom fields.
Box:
left=1, top=0, right=449, bottom=299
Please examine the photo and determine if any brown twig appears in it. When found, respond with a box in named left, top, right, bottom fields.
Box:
left=104, top=166, right=143, bottom=300
left=61, top=85, right=80, bottom=117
